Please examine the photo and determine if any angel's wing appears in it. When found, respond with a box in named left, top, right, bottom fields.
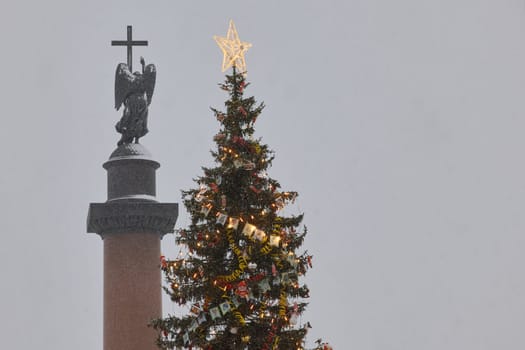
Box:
left=114, top=63, right=135, bottom=110
left=143, top=64, right=157, bottom=106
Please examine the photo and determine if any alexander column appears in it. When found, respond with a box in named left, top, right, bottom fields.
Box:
left=87, top=26, right=178, bottom=350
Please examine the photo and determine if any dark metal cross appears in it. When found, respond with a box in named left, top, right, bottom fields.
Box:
left=111, top=25, right=148, bottom=72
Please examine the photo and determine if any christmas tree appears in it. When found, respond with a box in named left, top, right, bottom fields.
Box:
left=152, top=21, right=330, bottom=350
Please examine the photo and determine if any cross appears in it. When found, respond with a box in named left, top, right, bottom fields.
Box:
left=111, top=25, right=148, bottom=72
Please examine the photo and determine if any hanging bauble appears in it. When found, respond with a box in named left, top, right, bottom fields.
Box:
left=235, top=280, right=249, bottom=298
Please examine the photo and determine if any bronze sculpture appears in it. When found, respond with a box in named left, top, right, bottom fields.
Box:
left=114, top=57, right=156, bottom=145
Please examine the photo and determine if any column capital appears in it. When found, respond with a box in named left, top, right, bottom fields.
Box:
left=87, top=202, right=178, bottom=237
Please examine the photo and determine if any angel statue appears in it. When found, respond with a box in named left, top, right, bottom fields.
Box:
left=114, top=56, right=156, bottom=146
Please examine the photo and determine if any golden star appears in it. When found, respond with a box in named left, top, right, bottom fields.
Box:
left=214, top=20, right=252, bottom=74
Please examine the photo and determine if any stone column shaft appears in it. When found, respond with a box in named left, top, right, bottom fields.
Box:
left=104, top=233, right=161, bottom=350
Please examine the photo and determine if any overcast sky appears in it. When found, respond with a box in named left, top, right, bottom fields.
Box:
left=1, top=0, right=525, bottom=349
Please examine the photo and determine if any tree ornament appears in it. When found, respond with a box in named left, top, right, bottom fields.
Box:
left=195, top=185, right=207, bottom=202
left=275, top=197, right=285, bottom=210
left=160, top=255, right=168, bottom=269
left=254, top=229, right=267, bottom=242
left=269, top=235, right=281, bottom=247
left=210, top=307, right=221, bottom=320
left=228, top=217, right=240, bottom=230
left=219, top=301, right=231, bottom=314
left=182, top=332, right=190, bottom=345
left=238, top=106, right=248, bottom=116
left=241, top=335, right=251, bottom=343
left=201, top=204, right=212, bottom=216
left=216, top=213, right=228, bottom=226
left=235, top=280, right=249, bottom=298
left=190, top=303, right=202, bottom=315
left=271, top=263, right=277, bottom=276
left=232, top=135, right=247, bottom=146
left=242, top=223, right=256, bottom=238
left=213, top=20, right=252, bottom=74
left=238, top=81, right=246, bottom=93
left=289, top=312, right=299, bottom=325
left=233, top=159, right=244, bottom=168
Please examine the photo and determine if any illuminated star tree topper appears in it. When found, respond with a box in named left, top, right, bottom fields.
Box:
left=214, top=20, right=252, bottom=74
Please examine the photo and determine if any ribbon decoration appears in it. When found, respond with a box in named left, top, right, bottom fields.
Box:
left=272, top=336, right=281, bottom=350
left=216, top=229, right=248, bottom=283
left=279, top=290, right=287, bottom=318
left=232, top=308, right=246, bottom=326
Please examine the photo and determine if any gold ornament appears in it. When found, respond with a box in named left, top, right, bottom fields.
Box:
left=214, top=20, right=252, bottom=73
left=269, top=235, right=281, bottom=247
left=242, top=335, right=251, bottom=343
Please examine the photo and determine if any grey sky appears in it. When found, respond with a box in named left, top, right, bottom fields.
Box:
left=1, top=0, right=525, bottom=349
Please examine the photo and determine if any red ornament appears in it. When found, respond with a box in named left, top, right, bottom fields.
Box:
left=232, top=135, right=248, bottom=147
left=239, top=106, right=248, bottom=116
left=249, top=273, right=265, bottom=283
left=210, top=183, right=219, bottom=193
left=235, top=280, right=249, bottom=298
left=238, top=81, right=246, bottom=93
left=160, top=255, right=167, bottom=269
